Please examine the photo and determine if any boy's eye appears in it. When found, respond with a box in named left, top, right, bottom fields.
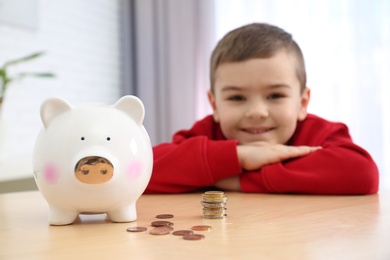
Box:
left=227, top=95, right=245, bottom=101
left=267, top=93, right=285, bottom=100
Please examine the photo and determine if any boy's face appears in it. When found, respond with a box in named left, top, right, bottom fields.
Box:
left=208, top=50, right=310, bottom=145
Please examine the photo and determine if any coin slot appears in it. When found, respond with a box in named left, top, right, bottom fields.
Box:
left=74, top=156, right=114, bottom=184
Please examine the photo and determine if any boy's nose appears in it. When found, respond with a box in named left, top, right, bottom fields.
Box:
left=245, top=101, right=269, bottom=119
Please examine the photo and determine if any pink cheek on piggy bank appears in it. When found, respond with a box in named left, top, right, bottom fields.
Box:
left=43, top=163, right=59, bottom=184
left=126, top=161, right=143, bottom=180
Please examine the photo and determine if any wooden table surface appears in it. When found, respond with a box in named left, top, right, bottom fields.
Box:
left=1, top=190, right=389, bottom=260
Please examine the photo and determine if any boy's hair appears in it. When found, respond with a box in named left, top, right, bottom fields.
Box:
left=210, top=23, right=306, bottom=93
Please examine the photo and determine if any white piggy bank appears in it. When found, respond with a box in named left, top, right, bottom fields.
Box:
left=33, top=95, right=153, bottom=225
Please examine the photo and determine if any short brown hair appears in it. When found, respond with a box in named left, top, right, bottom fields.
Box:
left=210, top=23, right=306, bottom=93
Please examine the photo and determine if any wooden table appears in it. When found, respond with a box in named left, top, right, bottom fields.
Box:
left=1, top=191, right=389, bottom=259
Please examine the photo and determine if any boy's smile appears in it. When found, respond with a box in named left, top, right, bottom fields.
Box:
left=208, top=50, right=310, bottom=145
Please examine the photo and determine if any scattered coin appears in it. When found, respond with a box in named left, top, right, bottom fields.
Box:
left=126, top=226, right=147, bottom=232
left=172, top=230, right=194, bottom=236
left=150, top=226, right=172, bottom=235
left=191, top=225, right=212, bottom=231
left=156, top=214, right=174, bottom=219
left=151, top=220, right=174, bottom=227
left=126, top=198, right=222, bottom=240
left=183, top=234, right=205, bottom=240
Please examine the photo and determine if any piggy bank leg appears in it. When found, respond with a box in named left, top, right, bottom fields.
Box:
left=49, top=207, right=79, bottom=226
left=107, top=203, right=137, bottom=222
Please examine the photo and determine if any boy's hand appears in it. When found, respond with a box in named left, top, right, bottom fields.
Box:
left=214, top=176, right=241, bottom=191
left=214, top=143, right=320, bottom=191
left=237, top=142, right=321, bottom=171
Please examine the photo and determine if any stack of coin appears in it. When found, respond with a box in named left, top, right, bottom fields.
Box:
left=201, top=191, right=227, bottom=219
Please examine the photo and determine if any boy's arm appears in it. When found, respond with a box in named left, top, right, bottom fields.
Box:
left=236, top=143, right=321, bottom=171
left=145, top=136, right=242, bottom=193
left=238, top=125, right=379, bottom=195
left=214, top=143, right=321, bottom=191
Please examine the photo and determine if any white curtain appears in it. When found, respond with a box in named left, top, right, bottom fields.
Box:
left=126, top=0, right=390, bottom=189
left=127, top=0, right=215, bottom=146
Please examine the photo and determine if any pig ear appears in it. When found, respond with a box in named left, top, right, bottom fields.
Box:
left=40, top=98, right=72, bottom=128
left=113, top=95, right=145, bottom=125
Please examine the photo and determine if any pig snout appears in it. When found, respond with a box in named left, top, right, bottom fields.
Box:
left=75, top=156, right=114, bottom=184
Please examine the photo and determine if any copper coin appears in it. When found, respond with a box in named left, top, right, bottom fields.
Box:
left=126, top=226, right=147, bottom=232
left=156, top=214, right=174, bottom=219
left=172, top=230, right=193, bottom=236
left=150, top=226, right=172, bottom=235
left=183, top=234, right=205, bottom=240
left=151, top=220, right=174, bottom=227
left=191, top=225, right=212, bottom=231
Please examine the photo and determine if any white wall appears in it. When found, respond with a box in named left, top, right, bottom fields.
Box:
left=0, top=0, right=122, bottom=163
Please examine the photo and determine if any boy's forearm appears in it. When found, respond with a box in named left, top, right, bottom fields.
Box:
left=239, top=145, right=379, bottom=195
left=237, top=143, right=321, bottom=171
left=145, top=137, right=242, bottom=193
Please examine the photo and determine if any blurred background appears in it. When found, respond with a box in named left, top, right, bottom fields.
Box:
left=0, top=0, right=389, bottom=191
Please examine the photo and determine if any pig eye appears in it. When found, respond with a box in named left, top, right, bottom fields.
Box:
left=106, top=137, right=111, bottom=141
left=81, top=137, right=85, bottom=141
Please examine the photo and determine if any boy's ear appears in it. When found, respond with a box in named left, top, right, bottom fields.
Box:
left=298, top=87, right=311, bottom=121
left=207, top=91, right=220, bottom=122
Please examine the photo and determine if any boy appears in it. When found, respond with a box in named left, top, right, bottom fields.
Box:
left=145, top=23, right=379, bottom=194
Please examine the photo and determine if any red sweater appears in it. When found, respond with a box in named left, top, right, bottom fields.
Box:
left=145, top=114, right=379, bottom=194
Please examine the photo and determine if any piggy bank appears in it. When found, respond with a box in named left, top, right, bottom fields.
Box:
left=33, top=95, right=153, bottom=225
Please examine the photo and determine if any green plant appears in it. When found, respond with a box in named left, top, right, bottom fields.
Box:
left=0, top=51, right=55, bottom=104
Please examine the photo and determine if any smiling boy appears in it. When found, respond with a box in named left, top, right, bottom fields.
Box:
left=145, top=23, right=379, bottom=194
